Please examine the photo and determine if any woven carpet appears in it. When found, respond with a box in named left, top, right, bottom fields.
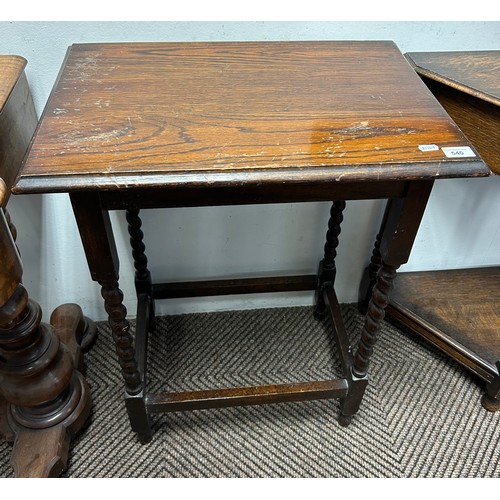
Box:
left=1, top=304, right=498, bottom=477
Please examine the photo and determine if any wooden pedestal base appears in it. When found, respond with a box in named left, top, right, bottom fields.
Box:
left=0, top=179, right=97, bottom=477
left=0, top=304, right=95, bottom=478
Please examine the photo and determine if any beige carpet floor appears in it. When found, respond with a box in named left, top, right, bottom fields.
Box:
left=1, top=304, right=498, bottom=477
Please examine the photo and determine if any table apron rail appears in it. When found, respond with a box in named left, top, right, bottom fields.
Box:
left=100, top=180, right=409, bottom=210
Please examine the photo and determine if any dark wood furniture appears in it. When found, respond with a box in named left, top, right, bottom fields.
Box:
left=0, top=55, right=95, bottom=477
left=14, top=42, right=489, bottom=443
left=386, top=51, right=500, bottom=411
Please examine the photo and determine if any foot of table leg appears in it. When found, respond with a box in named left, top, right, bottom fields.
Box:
left=9, top=370, right=91, bottom=477
left=125, top=392, right=152, bottom=444
left=481, top=362, right=500, bottom=412
left=5, top=304, right=93, bottom=477
left=339, top=377, right=369, bottom=426
left=338, top=414, right=353, bottom=427
left=481, top=393, right=500, bottom=412
left=10, top=426, right=70, bottom=478
left=336, top=262, right=398, bottom=426
left=100, top=281, right=148, bottom=442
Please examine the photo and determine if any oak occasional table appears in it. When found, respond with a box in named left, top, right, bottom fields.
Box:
left=386, top=51, right=500, bottom=411
left=14, top=42, right=489, bottom=443
left=0, top=56, right=95, bottom=477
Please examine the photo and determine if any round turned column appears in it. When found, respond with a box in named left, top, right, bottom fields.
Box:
left=0, top=179, right=91, bottom=477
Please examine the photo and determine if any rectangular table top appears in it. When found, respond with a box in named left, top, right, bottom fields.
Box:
left=15, top=41, right=489, bottom=194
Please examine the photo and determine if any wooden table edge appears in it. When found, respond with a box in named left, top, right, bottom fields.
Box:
left=405, top=52, right=500, bottom=108
left=13, top=159, right=490, bottom=194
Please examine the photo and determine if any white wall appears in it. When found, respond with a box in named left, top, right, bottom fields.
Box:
left=2, top=21, right=500, bottom=322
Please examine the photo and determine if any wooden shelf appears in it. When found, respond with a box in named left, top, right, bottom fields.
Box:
left=388, top=267, right=500, bottom=383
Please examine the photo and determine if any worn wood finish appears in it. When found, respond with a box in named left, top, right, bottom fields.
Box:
left=147, top=379, right=349, bottom=413
left=386, top=51, right=500, bottom=411
left=14, top=42, right=489, bottom=442
left=16, top=41, right=488, bottom=194
left=0, top=58, right=95, bottom=477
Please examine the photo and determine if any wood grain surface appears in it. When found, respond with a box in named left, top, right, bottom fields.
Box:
left=391, top=267, right=500, bottom=366
left=0, top=56, right=27, bottom=112
left=406, top=51, right=500, bottom=105
left=1, top=55, right=37, bottom=200
left=407, top=50, right=499, bottom=174
left=16, top=41, right=488, bottom=193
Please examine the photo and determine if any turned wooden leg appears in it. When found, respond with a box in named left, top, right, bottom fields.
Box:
left=70, top=192, right=152, bottom=443
left=0, top=181, right=92, bottom=477
left=344, top=180, right=434, bottom=424
left=354, top=263, right=399, bottom=378
left=4, top=196, right=97, bottom=354
left=99, top=281, right=142, bottom=395
left=358, top=232, right=382, bottom=315
left=70, top=193, right=141, bottom=390
left=358, top=197, right=396, bottom=314
left=125, top=209, right=154, bottom=440
left=337, top=263, right=399, bottom=426
left=99, top=280, right=152, bottom=443
left=481, top=361, right=500, bottom=412
left=315, top=200, right=346, bottom=319
left=126, top=208, right=155, bottom=331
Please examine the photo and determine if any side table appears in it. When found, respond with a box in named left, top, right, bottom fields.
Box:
left=0, top=55, right=96, bottom=477
left=14, top=41, right=489, bottom=443
left=386, top=51, right=500, bottom=411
